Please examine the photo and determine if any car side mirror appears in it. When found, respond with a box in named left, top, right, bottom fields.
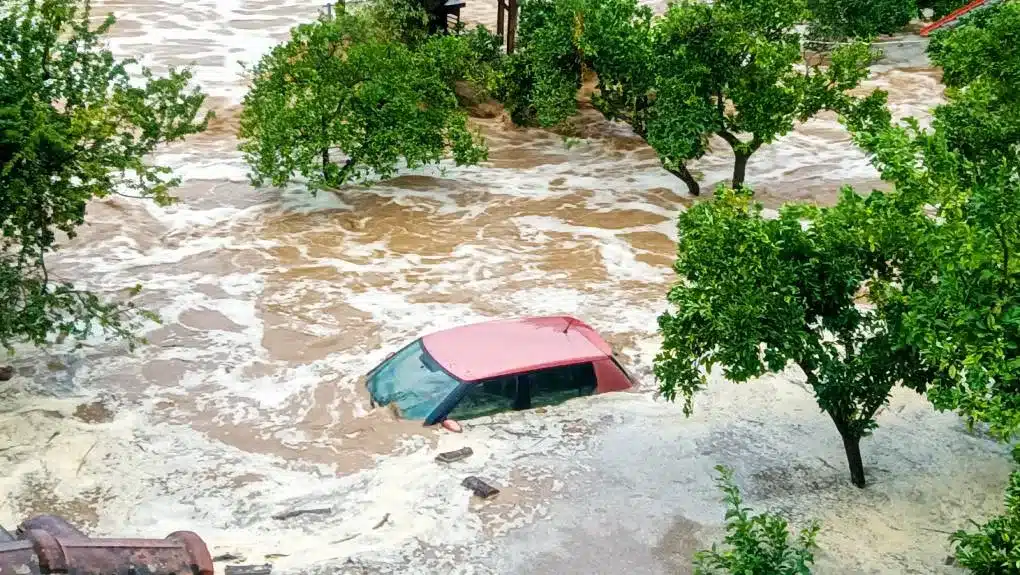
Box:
left=441, top=419, right=463, bottom=433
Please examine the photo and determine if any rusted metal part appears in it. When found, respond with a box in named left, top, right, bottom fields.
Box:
left=0, top=515, right=214, bottom=575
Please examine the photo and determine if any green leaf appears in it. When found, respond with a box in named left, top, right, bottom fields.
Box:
left=1, top=0, right=209, bottom=353
left=238, top=7, right=487, bottom=191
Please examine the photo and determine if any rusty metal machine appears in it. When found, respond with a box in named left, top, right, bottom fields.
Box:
left=0, top=514, right=213, bottom=575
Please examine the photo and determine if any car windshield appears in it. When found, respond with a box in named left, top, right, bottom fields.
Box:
left=366, top=339, right=462, bottom=420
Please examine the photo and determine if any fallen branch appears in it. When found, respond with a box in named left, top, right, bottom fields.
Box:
left=271, top=507, right=332, bottom=521
left=76, top=441, right=98, bottom=476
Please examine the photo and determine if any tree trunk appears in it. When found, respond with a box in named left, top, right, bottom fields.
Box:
left=732, top=152, right=749, bottom=189
left=666, top=164, right=701, bottom=197
left=839, top=428, right=866, bottom=488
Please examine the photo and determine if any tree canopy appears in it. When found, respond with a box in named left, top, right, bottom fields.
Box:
left=494, top=0, right=587, bottom=127
left=849, top=1, right=1020, bottom=439
left=238, top=7, right=488, bottom=191
left=805, top=0, right=916, bottom=43
left=655, top=185, right=931, bottom=488
left=495, top=0, right=886, bottom=196
left=926, top=0, right=1020, bottom=172
left=0, top=0, right=209, bottom=353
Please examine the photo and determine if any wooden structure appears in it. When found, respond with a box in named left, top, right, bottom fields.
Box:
left=429, top=0, right=467, bottom=34
left=496, top=0, right=520, bottom=53
left=920, top=0, right=1003, bottom=36
left=319, top=0, right=519, bottom=52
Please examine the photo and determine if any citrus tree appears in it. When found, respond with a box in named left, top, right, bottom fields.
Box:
left=494, top=0, right=586, bottom=127
left=495, top=0, right=887, bottom=196
left=805, top=0, right=916, bottom=43
left=238, top=8, right=487, bottom=191
left=655, top=186, right=931, bottom=488
left=0, top=0, right=209, bottom=353
left=851, top=0, right=1020, bottom=439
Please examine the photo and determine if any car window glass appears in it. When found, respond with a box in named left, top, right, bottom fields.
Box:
left=529, top=362, right=597, bottom=408
left=366, top=339, right=462, bottom=420
left=447, top=375, right=516, bottom=420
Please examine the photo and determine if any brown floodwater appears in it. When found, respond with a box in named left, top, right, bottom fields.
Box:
left=2, top=2, right=1007, bottom=574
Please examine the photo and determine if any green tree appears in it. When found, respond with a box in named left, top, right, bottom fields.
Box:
left=951, top=448, right=1020, bottom=573
left=655, top=186, right=931, bottom=487
left=0, top=0, right=209, bottom=353
left=494, top=0, right=585, bottom=127
left=926, top=0, right=1019, bottom=171
left=848, top=1, right=1020, bottom=439
left=805, top=0, right=916, bottom=43
left=694, top=465, right=820, bottom=574
left=238, top=9, right=487, bottom=191
left=496, top=0, right=886, bottom=196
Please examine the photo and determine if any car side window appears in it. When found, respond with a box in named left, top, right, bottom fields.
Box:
left=447, top=375, right=516, bottom=420
left=529, top=362, right=597, bottom=408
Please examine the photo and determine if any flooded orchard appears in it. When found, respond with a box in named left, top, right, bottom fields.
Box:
left=0, top=1, right=1011, bottom=573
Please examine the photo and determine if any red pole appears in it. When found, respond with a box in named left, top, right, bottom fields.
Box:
left=919, top=0, right=995, bottom=36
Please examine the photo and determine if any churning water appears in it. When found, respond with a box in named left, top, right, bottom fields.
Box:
left=0, top=1, right=1009, bottom=573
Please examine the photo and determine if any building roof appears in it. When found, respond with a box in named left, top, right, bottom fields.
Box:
left=421, top=316, right=612, bottom=382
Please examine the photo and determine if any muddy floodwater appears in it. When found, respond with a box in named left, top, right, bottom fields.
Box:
left=0, top=1, right=1012, bottom=573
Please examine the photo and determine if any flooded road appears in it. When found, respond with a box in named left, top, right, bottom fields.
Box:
left=0, top=1, right=1010, bottom=573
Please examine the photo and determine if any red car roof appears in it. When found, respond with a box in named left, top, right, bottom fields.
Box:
left=421, top=316, right=612, bottom=382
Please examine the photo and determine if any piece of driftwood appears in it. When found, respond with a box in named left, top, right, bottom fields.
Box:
left=435, top=447, right=473, bottom=463
left=213, top=552, right=245, bottom=562
left=225, top=565, right=273, bottom=575
left=462, top=476, right=500, bottom=499
left=271, top=507, right=332, bottom=520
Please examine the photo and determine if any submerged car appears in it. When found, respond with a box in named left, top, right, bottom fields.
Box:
left=365, top=316, right=635, bottom=424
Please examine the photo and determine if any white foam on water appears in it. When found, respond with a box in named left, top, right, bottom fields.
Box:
left=0, top=1, right=971, bottom=573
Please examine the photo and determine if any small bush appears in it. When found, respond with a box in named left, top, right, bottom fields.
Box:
left=951, top=449, right=1020, bottom=573
left=694, top=466, right=821, bottom=575
left=806, top=0, right=915, bottom=42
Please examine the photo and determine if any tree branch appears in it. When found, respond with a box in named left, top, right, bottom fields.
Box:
left=718, top=129, right=742, bottom=150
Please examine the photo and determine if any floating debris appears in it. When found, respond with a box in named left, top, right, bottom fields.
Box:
left=214, top=552, right=246, bottom=562
left=271, top=507, right=332, bottom=521
left=435, top=447, right=473, bottom=463
left=462, top=476, right=500, bottom=499
left=225, top=565, right=272, bottom=575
